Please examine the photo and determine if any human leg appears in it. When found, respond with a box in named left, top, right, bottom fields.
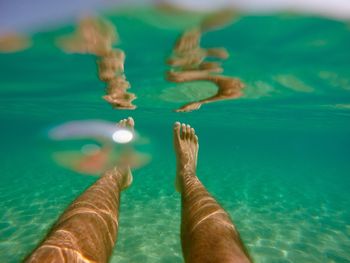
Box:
left=26, top=118, right=134, bottom=263
left=173, top=122, right=251, bottom=263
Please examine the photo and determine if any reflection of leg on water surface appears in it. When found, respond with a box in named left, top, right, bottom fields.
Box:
left=165, top=10, right=244, bottom=112
left=57, top=17, right=117, bottom=55
left=97, top=49, right=125, bottom=82
left=97, top=49, right=137, bottom=109
left=57, top=17, right=137, bottom=110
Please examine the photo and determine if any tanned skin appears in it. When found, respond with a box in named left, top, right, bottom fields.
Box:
left=173, top=122, right=252, bottom=263
left=26, top=119, right=251, bottom=263
left=25, top=118, right=135, bottom=263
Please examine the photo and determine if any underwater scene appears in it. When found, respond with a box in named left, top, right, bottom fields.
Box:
left=1, top=3, right=350, bottom=263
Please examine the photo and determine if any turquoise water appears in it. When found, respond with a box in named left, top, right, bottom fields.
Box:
left=1, top=10, right=350, bottom=262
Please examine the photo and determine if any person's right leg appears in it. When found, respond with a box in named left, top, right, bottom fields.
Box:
left=173, top=122, right=252, bottom=263
left=25, top=118, right=134, bottom=263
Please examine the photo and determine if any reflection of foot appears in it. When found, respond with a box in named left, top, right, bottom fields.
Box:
left=205, top=47, right=229, bottom=59
left=113, top=117, right=135, bottom=190
left=167, top=69, right=219, bottom=83
left=103, top=92, right=137, bottom=110
left=199, top=61, right=223, bottom=72
left=173, top=122, right=199, bottom=192
left=174, top=28, right=201, bottom=54
left=176, top=102, right=202, bottom=112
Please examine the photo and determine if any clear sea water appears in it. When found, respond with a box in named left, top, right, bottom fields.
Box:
left=1, top=8, right=350, bottom=263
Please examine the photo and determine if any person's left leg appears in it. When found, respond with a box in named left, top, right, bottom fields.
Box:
left=173, top=122, right=252, bottom=263
left=25, top=118, right=134, bottom=263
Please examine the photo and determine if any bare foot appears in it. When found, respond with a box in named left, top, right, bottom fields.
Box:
left=117, top=117, right=135, bottom=132
left=173, top=122, right=199, bottom=192
left=111, top=117, right=135, bottom=190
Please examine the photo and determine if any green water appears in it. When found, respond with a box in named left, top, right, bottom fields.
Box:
left=1, top=9, right=350, bottom=262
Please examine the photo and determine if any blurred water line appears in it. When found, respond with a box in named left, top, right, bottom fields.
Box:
left=1, top=0, right=350, bottom=34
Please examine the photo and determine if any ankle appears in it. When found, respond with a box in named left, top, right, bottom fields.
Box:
left=104, top=167, right=126, bottom=187
left=177, top=167, right=196, bottom=178
left=177, top=163, right=196, bottom=175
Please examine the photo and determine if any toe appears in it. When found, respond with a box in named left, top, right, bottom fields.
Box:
left=190, top=128, right=195, bottom=140
left=186, top=125, right=191, bottom=140
left=117, top=119, right=124, bottom=128
left=181, top=123, right=186, bottom=140
left=126, top=117, right=135, bottom=129
left=120, top=119, right=126, bottom=128
left=174, top=122, right=181, bottom=138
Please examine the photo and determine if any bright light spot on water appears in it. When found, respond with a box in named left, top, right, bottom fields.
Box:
left=81, top=144, right=101, bottom=155
left=112, top=129, right=133, bottom=144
